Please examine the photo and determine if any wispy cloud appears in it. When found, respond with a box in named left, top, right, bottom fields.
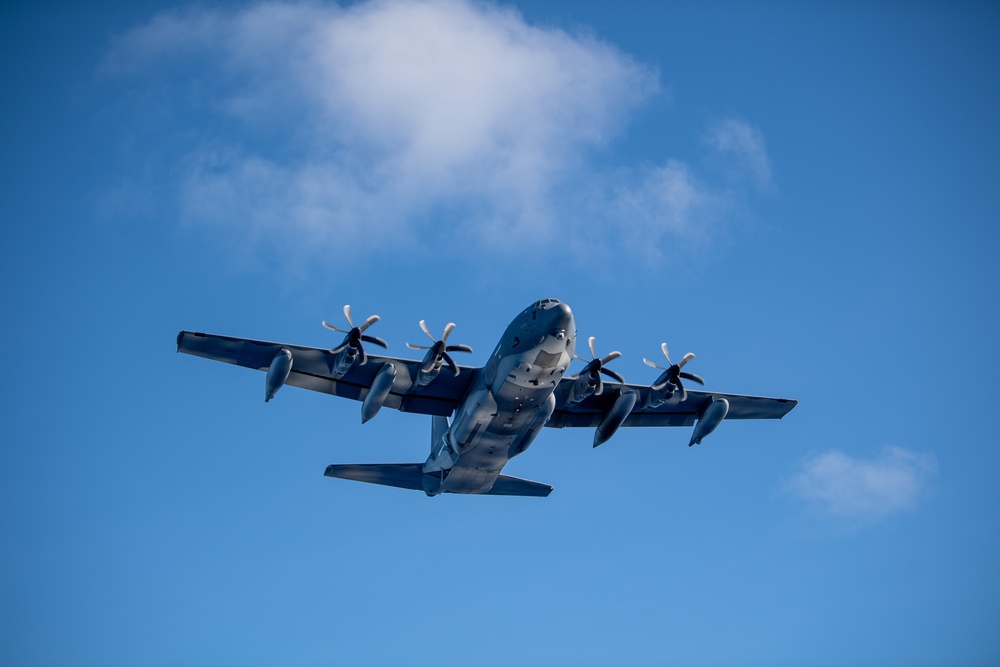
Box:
left=704, top=118, right=772, bottom=188
left=789, top=446, right=937, bottom=521
left=103, top=0, right=770, bottom=269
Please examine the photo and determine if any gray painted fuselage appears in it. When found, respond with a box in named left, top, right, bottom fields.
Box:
left=423, top=299, right=575, bottom=495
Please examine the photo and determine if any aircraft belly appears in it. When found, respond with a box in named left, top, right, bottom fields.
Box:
left=440, top=392, right=552, bottom=494
left=441, top=430, right=514, bottom=494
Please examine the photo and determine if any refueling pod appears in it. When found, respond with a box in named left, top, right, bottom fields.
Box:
left=361, top=362, right=396, bottom=423
left=689, top=396, right=729, bottom=446
left=593, top=389, right=637, bottom=447
left=264, top=348, right=293, bottom=402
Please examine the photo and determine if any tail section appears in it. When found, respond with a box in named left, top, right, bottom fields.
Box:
left=323, top=463, right=552, bottom=497
left=324, top=463, right=425, bottom=491
left=425, top=415, right=457, bottom=473
left=431, top=415, right=449, bottom=448
left=478, top=474, right=553, bottom=497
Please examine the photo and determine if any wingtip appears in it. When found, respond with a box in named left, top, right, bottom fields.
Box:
left=779, top=399, right=800, bottom=417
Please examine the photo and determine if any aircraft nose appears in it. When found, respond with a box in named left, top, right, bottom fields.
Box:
left=551, top=302, right=574, bottom=332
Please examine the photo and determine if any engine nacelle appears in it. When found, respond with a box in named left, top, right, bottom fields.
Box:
left=567, top=372, right=600, bottom=404
left=689, top=397, right=729, bottom=446
left=361, top=362, right=396, bottom=423
left=593, top=389, right=637, bottom=447
left=330, top=345, right=359, bottom=379
left=413, top=343, right=449, bottom=388
left=643, top=380, right=677, bottom=410
left=264, top=348, right=293, bottom=402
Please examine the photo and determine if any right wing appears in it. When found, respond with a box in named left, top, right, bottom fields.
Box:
left=547, top=380, right=797, bottom=429
left=177, top=331, right=477, bottom=417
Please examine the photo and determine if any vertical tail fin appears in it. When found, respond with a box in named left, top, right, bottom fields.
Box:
left=431, top=415, right=450, bottom=452
left=424, top=415, right=456, bottom=474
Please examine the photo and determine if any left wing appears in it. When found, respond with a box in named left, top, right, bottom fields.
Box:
left=547, top=379, right=796, bottom=429
left=176, top=331, right=477, bottom=417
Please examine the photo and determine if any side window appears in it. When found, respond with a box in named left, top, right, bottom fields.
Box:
left=512, top=336, right=519, bottom=348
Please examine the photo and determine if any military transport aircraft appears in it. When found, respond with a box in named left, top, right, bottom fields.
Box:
left=177, top=299, right=796, bottom=497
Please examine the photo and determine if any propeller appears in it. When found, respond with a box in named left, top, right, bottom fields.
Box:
left=406, top=320, right=473, bottom=376
left=643, top=342, right=704, bottom=401
left=572, top=336, right=624, bottom=396
left=322, top=304, right=387, bottom=366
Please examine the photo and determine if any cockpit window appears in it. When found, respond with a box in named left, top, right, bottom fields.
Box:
left=536, top=298, right=560, bottom=308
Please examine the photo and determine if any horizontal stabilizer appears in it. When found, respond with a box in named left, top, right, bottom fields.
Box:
left=486, top=475, right=553, bottom=497
left=324, top=463, right=424, bottom=491
left=324, top=464, right=553, bottom=497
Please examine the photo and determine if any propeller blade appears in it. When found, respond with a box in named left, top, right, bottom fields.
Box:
left=588, top=336, right=597, bottom=359
left=600, top=350, right=622, bottom=365
left=343, top=304, right=354, bottom=328
left=359, top=315, right=380, bottom=333
left=361, top=334, right=388, bottom=349
left=443, top=352, right=459, bottom=376
left=419, top=320, right=435, bottom=343
left=680, top=371, right=705, bottom=385
left=330, top=343, right=348, bottom=354
left=322, top=321, right=347, bottom=333
left=442, top=322, right=456, bottom=343
left=446, top=344, right=473, bottom=353
left=357, top=343, right=367, bottom=366
left=406, top=342, right=431, bottom=350
left=599, top=367, right=625, bottom=384
left=649, top=343, right=700, bottom=396
left=593, top=375, right=604, bottom=396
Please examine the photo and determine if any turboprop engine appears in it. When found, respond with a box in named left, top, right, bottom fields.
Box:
left=642, top=342, right=704, bottom=408
left=405, top=320, right=473, bottom=387
left=567, top=373, right=601, bottom=404
left=567, top=337, right=624, bottom=404
left=689, top=396, right=729, bottom=446
left=322, top=304, right=388, bottom=379
left=264, top=348, right=293, bottom=402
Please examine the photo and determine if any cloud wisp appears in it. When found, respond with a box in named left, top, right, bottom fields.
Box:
left=104, top=0, right=771, bottom=269
left=789, top=446, right=937, bottom=522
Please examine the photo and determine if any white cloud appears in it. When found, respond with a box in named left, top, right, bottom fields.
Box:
left=104, top=0, right=769, bottom=268
left=704, top=118, right=772, bottom=188
left=612, top=160, right=715, bottom=255
left=790, top=446, right=937, bottom=521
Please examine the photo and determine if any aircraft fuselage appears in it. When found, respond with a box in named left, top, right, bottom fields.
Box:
left=422, top=299, right=575, bottom=495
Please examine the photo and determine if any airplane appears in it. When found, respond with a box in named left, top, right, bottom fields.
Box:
left=177, top=298, right=796, bottom=497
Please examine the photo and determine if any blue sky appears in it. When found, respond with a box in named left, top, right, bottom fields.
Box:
left=2, top=1, right=998, bottom=665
